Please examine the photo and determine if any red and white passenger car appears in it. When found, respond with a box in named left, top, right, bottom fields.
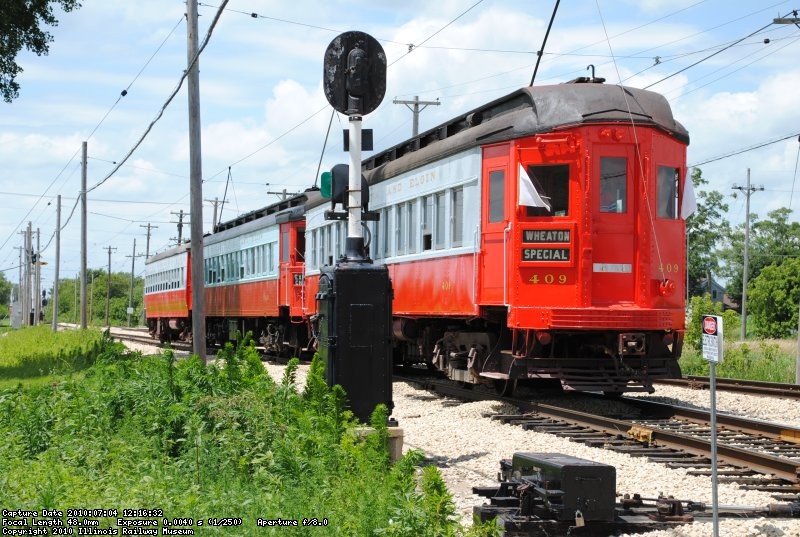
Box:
left=147, top=79, right=690, bottom=395
left=305, top=79, right=690, bottom=394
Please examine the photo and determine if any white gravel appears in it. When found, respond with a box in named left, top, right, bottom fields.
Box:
left=117, top=336, right=799, bottom=537
left=628, top=385, right=800, bottom=429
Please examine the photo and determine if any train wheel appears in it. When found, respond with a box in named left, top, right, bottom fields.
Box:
left=494, top=378, right=518, bottom=397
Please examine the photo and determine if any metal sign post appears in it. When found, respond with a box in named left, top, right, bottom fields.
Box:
left=701, top=314, right=724, bottom=537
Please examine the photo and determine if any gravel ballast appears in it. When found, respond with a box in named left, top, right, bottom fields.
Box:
left=115, top=334, right=799, bottom=537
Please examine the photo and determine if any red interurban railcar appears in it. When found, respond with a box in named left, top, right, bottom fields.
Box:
left=144, top=200, right=308, bottom=354
left=145, top=78, right=690, bottom=395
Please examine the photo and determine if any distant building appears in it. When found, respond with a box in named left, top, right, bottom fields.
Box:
left=694, top=277, right=738, bottom=311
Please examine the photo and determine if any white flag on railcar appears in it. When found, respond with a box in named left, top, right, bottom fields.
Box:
left=518, top=163, right=551, bottom=210
left=681, top=172, right=697, bottom=219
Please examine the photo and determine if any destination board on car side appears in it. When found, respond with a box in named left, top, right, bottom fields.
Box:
left=521, top=248, right=571, bottom=261
left=522, top=229, right=571, bottom=243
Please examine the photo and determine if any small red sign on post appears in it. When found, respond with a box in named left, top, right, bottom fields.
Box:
left=701, top=315, right=723, bottom=363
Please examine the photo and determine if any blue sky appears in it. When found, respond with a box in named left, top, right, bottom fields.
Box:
left=2, top=0, right=799, bottom=293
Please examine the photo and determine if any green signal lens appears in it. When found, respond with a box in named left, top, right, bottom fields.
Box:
left=320, top=171, right=332, bottom=198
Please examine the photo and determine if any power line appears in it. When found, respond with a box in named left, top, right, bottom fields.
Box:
left=86, top=1, right=229, bottom=195
left=689, top=132, right=800, bottom=167
left=206, top=1, right=488, bottom=183
left=670, top=33, right=800, bottom=100
left=388, top=0, right=486, bottom=68
left=0, top=15, right=185, bottom=267
left=86, top=16, right=184, bottom=142
left=644, top=9, right=798, bottom=89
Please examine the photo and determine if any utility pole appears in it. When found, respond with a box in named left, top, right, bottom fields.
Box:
left=104, top=246, right=117, bottom=326
left=88, top=272, right=94, bottom=325
left=796, top=300, right=799, bottom=385
left=80, top=140, right=88, bottom=329
left=774, top=13, right=800, bottom=383
left=171, top=209, right=186, bottom=244
left=139, top=223, right=156, bottom=325
left=34, top=228, right=40, bottom=325
left=52, top=195, right=61, bottom=331
left=15, top=245, right=22, bottom=327
left=204, top=197, right=219, bottom=232
left=126, top=239, right=143, bottom=327
left=139, top=223, right=157, bottom=259
left=392, top=95, right=440, bottom=137
left=26, top=223, right=32, bottom=326
left=732, top=168, right=763, bottom=340
left=265, top=185, right=300, bottom=201
left=187, top=0, right=207, bottom=361
left=18, top=231, right=27, bottom=326
left=15, top=245, right=22, bottom=312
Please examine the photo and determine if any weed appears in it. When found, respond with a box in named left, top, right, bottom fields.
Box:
left=0, top=335, right=498, bottom=536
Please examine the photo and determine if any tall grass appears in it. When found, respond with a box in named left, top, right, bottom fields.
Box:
left=0, top=335, right=500, bottom=536
left=680, top=340, right=796, bottom=383
left=0, top=325, right=106, bottom=381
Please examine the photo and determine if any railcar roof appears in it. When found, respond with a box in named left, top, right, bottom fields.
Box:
left=145, top=242, right=189, bottom=264
left=213, top=190, right=311, bottom=232
left=205, top=189, right=323, bottom=245
left=362, top=82, right=688, bottom=183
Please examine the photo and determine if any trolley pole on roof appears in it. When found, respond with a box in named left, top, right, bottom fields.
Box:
left=186, top=0, right=206, bottom=362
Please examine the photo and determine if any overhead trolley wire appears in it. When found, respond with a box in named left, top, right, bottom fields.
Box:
left=206, top=0, right=487, bottom=183
left=644, top=8, right=799, bottom=89
left=689, top=132, right=800, bottom=167
left=0, top=15, right=186, bottom=268
left=86, top=0, right=230, bottom=195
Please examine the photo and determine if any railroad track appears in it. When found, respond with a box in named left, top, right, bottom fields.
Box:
left=109, top=331, right=197, bottom=354
left=396, top=374, right=800, bottom=503
left=655, top=376, right=800, bottom=400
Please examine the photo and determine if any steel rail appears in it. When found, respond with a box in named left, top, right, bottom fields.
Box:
left=525, top=401, right=800, bottom=484
left=656, top=376, right=800, bottom=400
left=399, top=375, right=800, bottom=484
left=610, top=395, right=800, bottom=445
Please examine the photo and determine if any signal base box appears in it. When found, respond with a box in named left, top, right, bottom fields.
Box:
left=503, top=452, right=616, bottom=522
left=316, top=260, right=393, bottom=423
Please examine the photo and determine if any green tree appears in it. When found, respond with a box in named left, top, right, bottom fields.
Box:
left=719, top=207, right=800, bottom=305
left=747, top=257, right=800, bottom=338
left=0, top=272, right=12, bottom=317
left=1, top=0, right=81, bottom=103
left=54, top=270, right=143, bottom=326
left=686, top=167, right=731, bottom=296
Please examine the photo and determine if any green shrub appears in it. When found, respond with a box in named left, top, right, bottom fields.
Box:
left=679, top=340, right=795, bottom=382
left=0, top=336, right=498, bottom=535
